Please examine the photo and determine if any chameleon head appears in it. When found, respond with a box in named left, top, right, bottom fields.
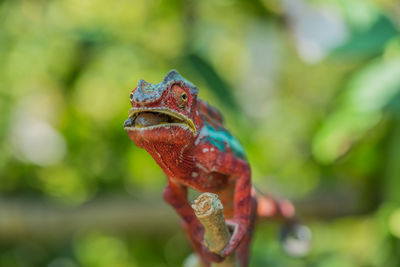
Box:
left=124, top=70, right=199, bottom=147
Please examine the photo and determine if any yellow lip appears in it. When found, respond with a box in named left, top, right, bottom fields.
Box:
left=127, top=107, right=197, bottom=135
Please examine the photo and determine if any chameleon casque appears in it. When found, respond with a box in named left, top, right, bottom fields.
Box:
left=124, top=70, right=297, bottom=266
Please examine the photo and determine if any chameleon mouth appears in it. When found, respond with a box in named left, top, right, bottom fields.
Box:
left=124, top=108, right=197, bottom=135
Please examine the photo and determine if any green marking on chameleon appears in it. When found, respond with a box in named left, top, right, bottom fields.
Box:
left=202, top=124, right=246, bottom=159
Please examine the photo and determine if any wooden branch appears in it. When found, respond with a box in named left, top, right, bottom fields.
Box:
left=192, top=193, right=236, bottom=267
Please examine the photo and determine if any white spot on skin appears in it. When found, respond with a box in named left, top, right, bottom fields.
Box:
left=196, top=163, right=208, bottom=172
left=192, top=172, right=198, bottom=178
left=210, top=147, right=214, bottom=152
left=202, top=148, right=209, bottom=153
left=195, top=125, right=209, bottom=145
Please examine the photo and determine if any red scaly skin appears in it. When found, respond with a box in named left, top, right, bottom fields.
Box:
left=124, top=70, right=295, bottom=266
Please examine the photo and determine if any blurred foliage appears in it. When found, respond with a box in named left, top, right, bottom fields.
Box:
left=0, top=0, right=400, bottom=266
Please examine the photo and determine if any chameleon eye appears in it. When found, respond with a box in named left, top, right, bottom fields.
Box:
left=181, top=93, right=188, bottom=101
left=130, top=92, right=134, bottom=101
left=171, top=84, right=188, bottom=109
left=179, top=92, right=188, bottom=109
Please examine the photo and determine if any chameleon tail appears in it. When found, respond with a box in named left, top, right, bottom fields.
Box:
left=251, top=188, right=311, bottom=257
left=280, top=220, right=312, bottom=257
left=251, top=188, right=295, bottom=221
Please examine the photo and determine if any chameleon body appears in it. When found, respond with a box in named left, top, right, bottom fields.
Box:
left=124, top=70, right=295, bottom=266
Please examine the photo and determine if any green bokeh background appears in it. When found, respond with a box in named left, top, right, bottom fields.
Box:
left=1, top=0, right=400, bottom=266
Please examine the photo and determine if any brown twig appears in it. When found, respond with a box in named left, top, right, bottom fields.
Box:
left=192, top=193, right=236, bottom=267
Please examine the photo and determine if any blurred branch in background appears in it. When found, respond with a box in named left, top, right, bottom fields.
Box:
left=0, top=197, right=177, bottom=242
left=0, top=187, right=360, bottom=242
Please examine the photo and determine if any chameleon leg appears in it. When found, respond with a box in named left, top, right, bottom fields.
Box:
left=204, top=153, right=252, bottom=258
left=163, top=179, right=222, bottom=265
left=236, top=196, right=257, bottom=267
left=163, top=181, right=198, bottom=225
left=182, top=221, right=211, bottom=267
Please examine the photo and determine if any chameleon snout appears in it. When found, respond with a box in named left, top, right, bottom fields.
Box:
left=124, top=117, right=135, bottom=128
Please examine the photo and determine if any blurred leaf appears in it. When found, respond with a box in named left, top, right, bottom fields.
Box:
left=383, top=120, right=400, bottom=203
left=74, top=232, right=136, bottom=267
left=184, top=53, right=239, bottom=112
left=389, top=208, right=400, bottom=238
left=313, top=54, right=400, bottom=163
left=385, top=91, right=400, bottom=116
left=332, top=15, right=398, bottom=58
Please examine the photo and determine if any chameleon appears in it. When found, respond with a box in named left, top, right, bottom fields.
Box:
left=124, top=70, right=298, bottom=266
